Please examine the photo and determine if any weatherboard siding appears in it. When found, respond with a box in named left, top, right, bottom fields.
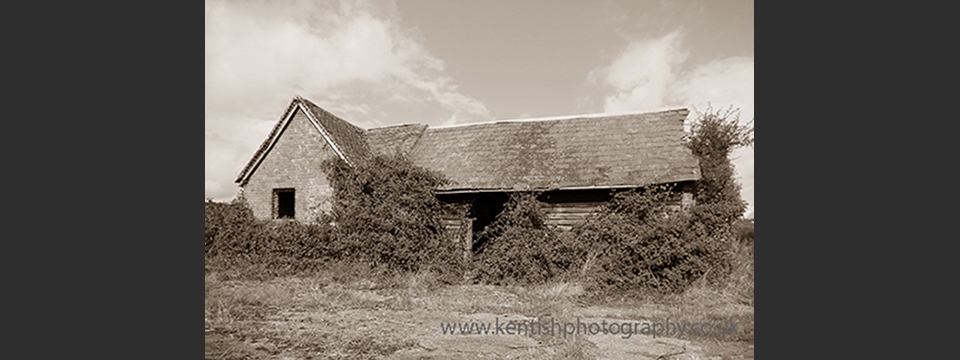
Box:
left=437, top=194, right=693, bottom=233
left=540, top=184, right=696, bottom=230
left=541, top=201, right=605, bottom=230
left=242, top=108, right=338, bottom=223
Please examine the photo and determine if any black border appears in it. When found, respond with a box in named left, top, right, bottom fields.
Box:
left=37, top=2, right=202, bottom=358
left=16, top=1, right=936, bottom=359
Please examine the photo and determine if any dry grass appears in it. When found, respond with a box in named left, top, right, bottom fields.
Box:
left=205, top=253, right=753, bottom=360
left=660, top=284, right=755, bottom=342
left=578, top=242, right=755, bottom=343
left=205, top=272, right=420, bottom=359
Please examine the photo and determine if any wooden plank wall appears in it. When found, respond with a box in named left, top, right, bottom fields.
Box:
left=440, top=214, right=464, bottom=235
left=541, top=192, right=687, bottom=231
left=541, top=201, right=605, bottom=231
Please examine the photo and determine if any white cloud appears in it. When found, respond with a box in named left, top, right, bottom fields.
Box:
left=590, top=31, right=755, bottom=215
left=205, top=0, right=489, bottom=201
left=593, top=30, right=688, bottom=113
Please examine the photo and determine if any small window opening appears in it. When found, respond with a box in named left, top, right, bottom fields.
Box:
left=275, top=188, right=295, bottom=219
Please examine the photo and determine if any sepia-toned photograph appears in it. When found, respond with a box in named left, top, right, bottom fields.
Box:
left=206, top=1, right=754, bottom=359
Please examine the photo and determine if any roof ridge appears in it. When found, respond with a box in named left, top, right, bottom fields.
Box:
left=297, top=97, right=366, bottom=133
left=366, top=122, right=428, bottom=131
left=430, top=108, right=689, bottom=129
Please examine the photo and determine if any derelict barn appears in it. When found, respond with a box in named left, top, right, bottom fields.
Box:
left=235, top=96, right=700, bottom=257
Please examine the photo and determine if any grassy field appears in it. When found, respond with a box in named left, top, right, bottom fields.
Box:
left=205, top=258, right=753, bottom=360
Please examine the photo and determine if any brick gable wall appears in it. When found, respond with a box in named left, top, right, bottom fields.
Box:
left=241, top=107, right=338, bottom=223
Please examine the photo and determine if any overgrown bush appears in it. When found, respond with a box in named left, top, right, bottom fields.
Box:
left=472, top=192, right=578, bottom=285
left=321, top=154, right=464, bottom=279
left=205, top=197, right=337, bottom=279
left=686, top=104, right=754, bottom=216
left=204, top=154, right=466, bottom=281
left=566, top=103, right=755, bottom=293
left=466, top=186, right=739, bottom=292
left=567, top=185, right=736, bottom=293
left=204, top=197, right=256, bottom=255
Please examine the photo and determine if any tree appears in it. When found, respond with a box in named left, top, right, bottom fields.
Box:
left=686, top=105, right=754, bottom=218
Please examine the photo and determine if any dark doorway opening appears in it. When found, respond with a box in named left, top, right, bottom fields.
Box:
left=469, top=193, right=508, bottom=253
left=275, top=188, right=295, bottom=219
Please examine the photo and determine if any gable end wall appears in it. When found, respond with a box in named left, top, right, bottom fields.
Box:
left=241, top=108, right=338, bottom=223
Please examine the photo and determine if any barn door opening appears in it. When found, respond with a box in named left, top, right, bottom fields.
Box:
left=469, top=193, right=507, bottom=254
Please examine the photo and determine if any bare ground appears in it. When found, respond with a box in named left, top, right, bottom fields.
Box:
left=205, top=273, right=753, bottom=360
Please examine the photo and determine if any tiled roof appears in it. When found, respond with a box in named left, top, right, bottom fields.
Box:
left=404, top=110, right=701, bottom=191
left=296, top=97, right=370, bottom=165
left=364, top=123, right=428, bottom=157
left=238, top=96, right=700, bottom=191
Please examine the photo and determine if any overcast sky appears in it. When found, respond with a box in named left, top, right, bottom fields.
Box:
left=205, top=0, right=755, bottom=218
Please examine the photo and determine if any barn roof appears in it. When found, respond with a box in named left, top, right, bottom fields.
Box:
left=297, top=98, right=370, bottom=165
left=237, top=97, right=701, bottom=191
left=365, top=123, right=428, bottom=157
left=404, top=110, right=701, bottom=192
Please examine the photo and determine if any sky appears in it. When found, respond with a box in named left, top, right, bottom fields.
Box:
left=205, top=0, right=755, bottom=218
